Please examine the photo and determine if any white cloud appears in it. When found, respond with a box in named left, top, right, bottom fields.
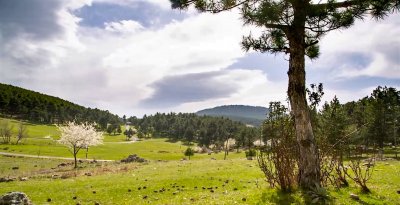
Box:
left=176, top=69, right=287, bottom=113
left=104, top=20, right=144, bottom=33
left=92, top=0, right=171, bottom=9
left=0, top=1, right=257, bottom=116
left=1, top=0, right=398, bottom=117
left=313, top=13, right=400, bottom=79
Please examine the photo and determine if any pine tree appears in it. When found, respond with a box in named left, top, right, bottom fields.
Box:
left=170, top=0, right=399, bottom=189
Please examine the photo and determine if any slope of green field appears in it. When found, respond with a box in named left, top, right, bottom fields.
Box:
left=0, top=118, right=243, bottom=161
left=1, top=118, right=400, bottom=204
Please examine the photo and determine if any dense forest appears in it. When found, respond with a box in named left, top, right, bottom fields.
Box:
left=128, top=113, right=259, bottom=149
left=196, top=105, right=269, bottom=126
left=308, top=85, right=399, bottom=150
left=0, top=83, right=120, bottom=130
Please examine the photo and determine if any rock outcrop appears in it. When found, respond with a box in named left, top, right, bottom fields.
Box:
left=0, top=192, right=32, bottom=205
left=121, top=154, right=147, bottom=163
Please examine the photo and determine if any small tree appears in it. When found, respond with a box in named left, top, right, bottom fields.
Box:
left=245, top=149, right=256, bottom=160
left=116, top=125, right=122, bottom=135
left=16, top=123, right=28, bottom=145
left=106, top=125, right=114, bottom=135
left=258, top=102, right=298, bottom=192
left=58, top=122, right=103, bottom=168
left=124, top=128, right=137, bottom=141
left=184, top=147, right=194, bottom=160
left=0, top=120, right=13, bottom=144
left=224, top=138, right=236, bottom=160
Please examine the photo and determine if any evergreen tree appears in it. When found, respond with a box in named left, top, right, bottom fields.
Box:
left=170, top=0, right=399, bottom=189
left=320, top=96, right=348, bottom=163
left=367, top=86, right=400, bottom=148
left=184, top=147, right=195, bottom=160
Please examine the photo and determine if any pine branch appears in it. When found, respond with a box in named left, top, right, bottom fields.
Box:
left=264, top=23, right=289, bottom=30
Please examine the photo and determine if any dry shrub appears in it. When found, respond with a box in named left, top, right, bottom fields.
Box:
left=318, top=142, right=349, bottom=189
left=344, top=157, right=375, bottom=193
left=258, top=102, right=298, bottom=192
left=257, top=140, right=298, bottom=192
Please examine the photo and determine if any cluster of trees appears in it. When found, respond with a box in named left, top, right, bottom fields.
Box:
left=315, top=86, right=399, bottom=151
left=106, top=123, right=122, bottom=135
left=0, top=83, right=120, bottom=130
left=258, top=85, right=399, bottom=195
left=129, top=113, right=260, bottom=149
left=261, top=85, right=399, bottom=158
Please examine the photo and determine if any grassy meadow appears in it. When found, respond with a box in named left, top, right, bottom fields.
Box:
left=0, top=118, right=245, bottom=161
left=1, top=118, right=400, bottom=204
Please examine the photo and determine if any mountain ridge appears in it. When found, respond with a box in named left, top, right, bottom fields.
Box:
left=196, top=105, right=268, bottom=126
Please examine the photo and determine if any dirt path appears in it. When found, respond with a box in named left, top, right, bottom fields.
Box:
left=105, top=140, right=137, bottom=144
left=0, top=152, right=114, bottom=162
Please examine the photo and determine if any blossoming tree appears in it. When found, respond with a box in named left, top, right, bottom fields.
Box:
left=58, top=121, right=103, bottom=168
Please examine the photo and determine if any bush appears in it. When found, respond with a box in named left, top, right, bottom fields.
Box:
left=258, top=102, right=298, bottom=192
left=184, top=147, right=194, bottom=160
left=245, top=149, right=256, bottom=158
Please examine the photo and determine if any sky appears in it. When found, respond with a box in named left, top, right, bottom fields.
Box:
left=0, top=0, right=399, bottom=117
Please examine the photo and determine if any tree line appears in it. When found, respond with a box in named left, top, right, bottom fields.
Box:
left=0, top=83, right=120, bottom=130
left=128, top=113, right=260, bottom=149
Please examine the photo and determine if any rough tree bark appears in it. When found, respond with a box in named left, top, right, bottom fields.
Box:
left=286, top=3, right=320, bottom=189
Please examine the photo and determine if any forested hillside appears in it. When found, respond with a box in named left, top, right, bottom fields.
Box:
left=196, top=105, right=269, bottom=126
left=0, top=83, right=120, bottom=129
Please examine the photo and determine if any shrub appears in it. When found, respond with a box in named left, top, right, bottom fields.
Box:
left=245, top=149, right=256, bottom=159
left=258, top=102, right=298, bottom=192
left=184, top=147, right=194, bottom=160
left=344, top=157, right=375, bottom=193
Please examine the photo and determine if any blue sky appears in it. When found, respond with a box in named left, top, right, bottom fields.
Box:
left=0, top=0, right=399, bottom=117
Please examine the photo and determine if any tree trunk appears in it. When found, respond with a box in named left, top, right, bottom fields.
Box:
left=73, top=146, right=78, bottom=169
left=287, top=26, right=320, bottom=190
left=224, top=137, right=229, bottom=160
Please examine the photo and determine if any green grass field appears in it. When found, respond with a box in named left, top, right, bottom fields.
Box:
left=0, top=118, right=243, bottom=161
left=1, top=156, right=399, bottom=205
left=1, top=118, right=400, bottom=204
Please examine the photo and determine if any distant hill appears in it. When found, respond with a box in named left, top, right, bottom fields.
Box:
left=0, top=83, right=120, bottom=128
left=196, top=105, right=268, bottom=126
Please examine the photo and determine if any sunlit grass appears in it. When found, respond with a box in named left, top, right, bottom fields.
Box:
left=0, top=156, right=399, bottom=204
left=1, top=118, right=399, bottom=204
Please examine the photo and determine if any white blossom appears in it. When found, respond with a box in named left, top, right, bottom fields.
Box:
left=253, top=139, right=265, bottom=147
left=57, top=121, right=103, bottom=167
left=58, top=121, right=103, bottom=149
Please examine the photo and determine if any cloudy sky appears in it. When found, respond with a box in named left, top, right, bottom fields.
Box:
left=0, top=0, right=399, bottom=117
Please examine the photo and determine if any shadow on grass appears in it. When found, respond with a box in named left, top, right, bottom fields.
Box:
left=165, top=138, right=179, bottom=143
left=257, top=190, right=302, bottom=205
